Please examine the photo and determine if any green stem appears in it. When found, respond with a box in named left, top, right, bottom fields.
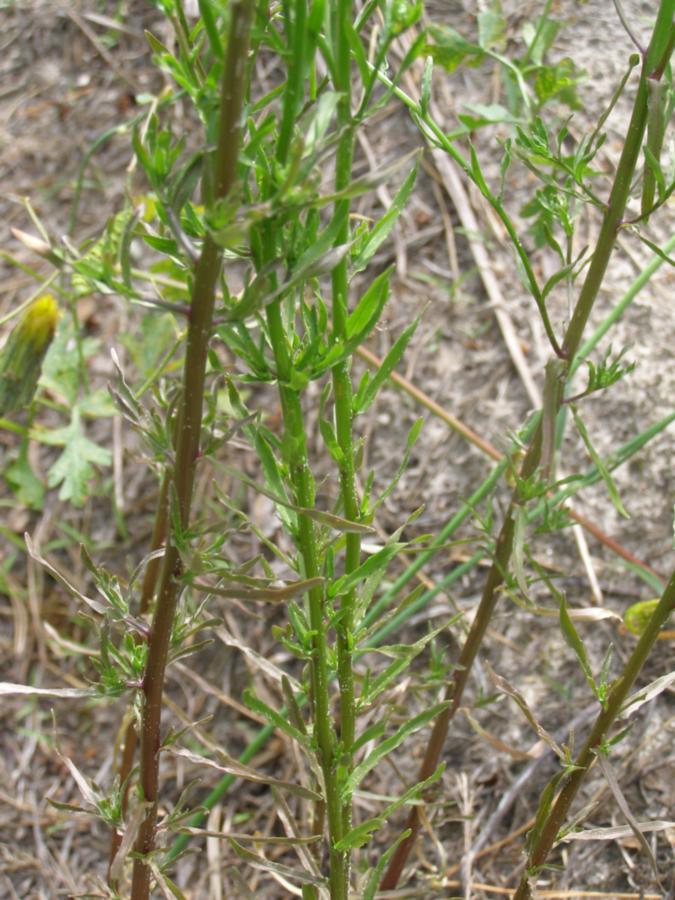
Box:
left=513, top=567, right=675, bottom=899
left=381, top=5, right=674, bottom=888
left=277, top=0, right=307, bottom=164
left=330, top=0, right=359, bottom=850
left=264, top=297, right=347, bottom=897
left=562, top=5, right=674, bottom=360
left=261, top=2, right=351, bottom=891
left=130, top=5, right=253, bottom=897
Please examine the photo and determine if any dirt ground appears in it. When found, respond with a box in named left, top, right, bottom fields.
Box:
left=0, top=1, right=673, bottom=898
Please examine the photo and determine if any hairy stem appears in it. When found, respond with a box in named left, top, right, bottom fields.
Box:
left=108, top=474, right=169, bottom=883
left=130, top=5, right=253, bottom=897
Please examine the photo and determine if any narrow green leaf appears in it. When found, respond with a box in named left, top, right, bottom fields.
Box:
left=342, top=701, right=448, bottom=797
left=351, top=718, right=386, bottom=756
left=486, top=662, right=564, bottom=759
left=197, top=0, right=224, bottom=60
left=329, top=542, right=404, bottom=598
left=144, top=29, right=171, bottom=58
left=469, top=142, right=489, bottom=195
left=228, top=839, right=325, bottom=886
left=168, top=746, right=319, bottom=801
left=352, top=162, right=419, bottom=274
left=571, top=404, right=629, bottom=518
left=219, top=463, right=374, bottom=534
left=192, top=576, right=324, bottom=603
left=362, top=619, right=454, bottom=707
left=336, top=765, right=444, bottom=851
left=558, top=594, right=597, bottom=697
left=362, top=828, right=412, bottom=900
left=243, top=689, right=309, bottom=747
left=371, top=416, right=424, bottom=510
left=541, top=259, right=577, bottom=300
left=281, top=675, right=307, bottom=736
left=344, top=267, right=392, bottom=341
left=355, top=319, right=419, bottom=414
left=319, top=415, right=344, bottom=465
left=526, top=771, right=564, bottom=853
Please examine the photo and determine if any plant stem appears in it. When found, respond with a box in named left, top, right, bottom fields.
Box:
left=330, top=0, right=359, bottom=847
left=130, top=5, right=253, bottom=897
left=277, top=0, right=307, bottom=163
left=514, top=567, right=675, bottom=899
left=562, top=4, right=674, bottom=361
left=264, top=293, right=347, bottom=897
left=258, top=1, right=351, bottom=891
left=108, top=474, right=169, bottom=883
left=381, top=5, right=674, bottom=887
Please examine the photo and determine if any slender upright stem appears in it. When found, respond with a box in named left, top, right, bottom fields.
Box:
left=108, top=474, right=169, bottom=883
left=264, top=297, right=346, bottom=898
left=381, top=4, right=674, bottom=887
left=261, top=1, right=347, bottom=888
left=514, top=567, right=675, bottom=899
left=130, top=6, right=253, bottom=897
left=330, top=0, right=359, bottom=846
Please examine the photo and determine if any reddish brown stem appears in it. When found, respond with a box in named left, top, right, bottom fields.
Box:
left=129, top=5, right=253, bottom=897
left=108, top=474, right=169, bottom=883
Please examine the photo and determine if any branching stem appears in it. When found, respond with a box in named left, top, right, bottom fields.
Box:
left=381, top=3, right=674, bottom=888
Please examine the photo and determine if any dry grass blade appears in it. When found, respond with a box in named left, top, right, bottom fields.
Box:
left=594, top=753, right=661, bottom=878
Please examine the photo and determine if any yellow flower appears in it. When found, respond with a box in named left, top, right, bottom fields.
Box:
left=0, top=294, right=60, bottom=415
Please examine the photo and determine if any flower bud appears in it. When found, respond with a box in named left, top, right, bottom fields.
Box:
left=0, top=294, right=60, bottom=415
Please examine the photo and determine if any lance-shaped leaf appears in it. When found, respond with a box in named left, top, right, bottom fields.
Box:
left=596, top=752, right=659, bottom=876
left=571, top=404, right=629, bottom=518
left=228, top=839, right=326, bottom=887
left=219, top=463, right=375, bottom=534
left=167, top=746, right=319, bottom=802
left=336, top=764, right=444, bottom=851
left=243, top=688, right=309, bottom=748
left=0, top=683, right=96, bottom=698
left=193, top=575, right=324, bottom=603
left=354, top=318, right=419, bottom=415
left=485, top=661, right=564, bottom=760
left=351, top=160, right=419, bottom=275
left=342, top=702, right=449, bottom=798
